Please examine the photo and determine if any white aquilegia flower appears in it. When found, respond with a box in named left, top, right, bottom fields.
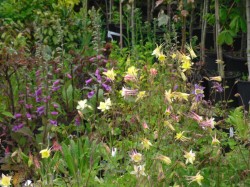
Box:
left=76, top=99, right=92, bottom=111
left=111, top=147, right=117, bottom=157
left=184, top=150, right=196, bottom=164
left=97, top=98, right=112, bottom=112
left=130, top=164, right=147, bottom=177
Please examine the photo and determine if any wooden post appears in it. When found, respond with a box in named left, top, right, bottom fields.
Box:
left=246, top=0, right=250, bottom=80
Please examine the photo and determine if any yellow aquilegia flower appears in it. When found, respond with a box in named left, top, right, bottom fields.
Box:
left=126, top=66, right=138, bottom=77
left=172, top=92, right=189, bottom=102
left=155, top=154, right=171, bottom=165
left=171, top=53, right=177, bottom=59
left=186, top=43, right=197, bottom=59
left=40, top=148, right=51, bottom=158
left=210, top=76, right=222, bottom=82
left=103, top=68, right=116, bottom=81
left=186, top=171, right=204, bottom=186
left=97, top=98, right=112, bottom=112
left=136, top=91, right=146, bottom=102
left=141, top=138, right=152, bottom=150
left=181, top=60, right=192, bottom=72
left=175, top=131, right=190, bottom=142
left=164, top=89, right=172, bottom=103
left=152, top=44, right=163, bottom=58
left=184, top=150, right=196, bottom=164
left=211, top=134, right=220, bottom=146
left=158, top=52, right=166, bottom=62
left=0, top=174, right=12, bottom=187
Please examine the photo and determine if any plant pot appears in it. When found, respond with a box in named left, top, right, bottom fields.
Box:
left=206, top=71, right=241, bottom=107
left=223, top=53, right=248, bottom=75
left=204, top=51, right=217, bottom=72
left=237, top=80, right=250, bottom=111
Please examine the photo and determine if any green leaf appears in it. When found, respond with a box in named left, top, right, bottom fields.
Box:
left=1, top=111, right=14, bottom=118
left=218, top=30, right=235, bottom=45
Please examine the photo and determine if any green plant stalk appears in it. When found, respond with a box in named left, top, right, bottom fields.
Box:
left=181, top=15, right=186, bottom=53
left=119, top=0, right=123, bottom=48
left=71, top=62, right=75, bottom=109
left=131, top=0, right=135, bottom=55
left=5, top=67, right=15, bottom=115
left=43, top=58, right=49, bottom=144
left=215, top=0, right=224, bottom=78
left=201, top=0, right=208, bottom=63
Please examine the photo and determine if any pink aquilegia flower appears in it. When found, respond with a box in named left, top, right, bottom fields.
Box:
left=200, top=117, right=215, bottom=129
left=121, top=87, right=138, bottom=99
left=149, top=68, right=158, bottom=77
left=189, top=111, right=203, bottom=123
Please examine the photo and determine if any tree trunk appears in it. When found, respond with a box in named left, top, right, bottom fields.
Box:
left=215, top=0, right=224, bottom=78
left=247, top=0, right=250, bottom=80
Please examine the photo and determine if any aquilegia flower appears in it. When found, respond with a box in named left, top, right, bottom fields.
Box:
left=40, top=148, right=51, bottom=158
left=103, top=68, right=116, bottom=81
left=200, top=117, right=215, bottom=129
left=130, top=164, right=146, bottom=177
left=97, top=98, right=112, bottom=112
left=130, top=150, right=142, bottom=163
left=141, top=138, right=152, bottom=150
left=155, top=154, right=171, bottom=165
left=184, top=150, right=196, bottom=164
left=175, top=131, right=190, bottom=142
left=211, top=134, right=220, bottom=146
left=212, top=82, right=223, bottom=93
left=121, top=87, right=138, bottom=98
left=193, top=84, right=205, bottom=102
left=152, top=44, right=163, bottom=58
left=0, top=174, right=12, bottom=187
left=76, top=99, right=92, bottom=111
left=186, top=171, right=204, bottom=186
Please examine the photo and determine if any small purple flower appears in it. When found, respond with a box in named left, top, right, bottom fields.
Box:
left=25, top=104, right=33, bottom=109
left=52, top=85, right=61, bottom=92
left=75, top=116, right=81, bottom=126
left=212, top=82, right=223, bottom=93
left=43, top=95, right=51, bottom=103
left=102, top=83, right=111, bottom=92
left=26, top=113, right=32, bottom=120
left=12, top=123, right=24, bottom=132
left=173, top=84, right=178, bottom=91
left=53, top=80, right=60, bottom=87
left=18, top=100, right=25, bottom=104
left=103, top=59, right=108, bottom=64
left=35, top=87, right=42, bottom=97
left=192, top=84, right=205, bottom=102
left=36, top=97, right=42, bottom=102
left=97, top=55, right=103, bottom=60
left=87, top=90, right=95, bottom=98
left=53, top=103, right=59, bottom=108
left=36, top=70, right=40, bottom=77
left=37, top=106, right=45, bottom=116
left=49, top=120, right=58, bottom=126
left=89, top=57, right=96, bottom=62
left=95, top=69, right=102, bottom=82
left=51, top=111, right=58, bottom=115
left=67, top=73, right=72, bottom=79
left=14, top=113, right=22, bottom=119
left=85, top=78, right=93, bottom=85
